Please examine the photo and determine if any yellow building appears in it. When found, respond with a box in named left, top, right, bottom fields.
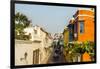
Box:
left=63, top=27, right=69, bottom=47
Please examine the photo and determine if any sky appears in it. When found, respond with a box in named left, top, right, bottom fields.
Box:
left=15, top=4, right=79, bottom=34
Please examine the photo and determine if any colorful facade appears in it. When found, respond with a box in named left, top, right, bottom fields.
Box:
left=66, top=9, right=94, bottom=42
left=68, top=18, right=75, bottom=42
left=63, top=27, right=69, bottom=46
left=73, top=9, right=94, bottom=42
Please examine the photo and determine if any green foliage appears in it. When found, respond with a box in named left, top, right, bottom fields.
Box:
left=83, top=41, right=90, bottom=52
left=64, top=42, right=67, bottom=48
left=15, top=12, right=30, bottom=28
left=66, top=41, right=95, bottom=62
left=15, top=12, right=31, bottom=40
left=70, top=41, right=94, bottom=54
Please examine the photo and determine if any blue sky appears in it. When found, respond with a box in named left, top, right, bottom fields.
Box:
left=15, top=4, right=78, bottom=34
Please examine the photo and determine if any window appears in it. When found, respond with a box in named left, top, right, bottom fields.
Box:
left=33, top=49, right=39, bottom=64
left=80, top=21, right=84, bottom=34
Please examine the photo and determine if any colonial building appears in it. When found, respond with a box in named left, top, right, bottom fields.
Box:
left=63, top=27, right=69, bottom=46
left=15, top=25, right=53, bottom=65
left=67, top=18, right=75, bottom=42
left=73, top=9, right=94, bottom=42
left=66, top=9, right=94, bottom=42
left=63, top=8, right=94, bottom=47
left=62, top=8, right=94, bottom=62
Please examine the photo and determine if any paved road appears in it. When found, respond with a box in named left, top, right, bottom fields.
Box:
left=47, top=47, right=66, bottom=64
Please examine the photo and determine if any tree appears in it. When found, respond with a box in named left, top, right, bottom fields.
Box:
left=15, top=12, right=30, bottom=28
left=15, top=12, right=31, bottom=40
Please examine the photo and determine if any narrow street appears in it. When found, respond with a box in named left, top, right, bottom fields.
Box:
left=47, top=46, right=66, bottom=64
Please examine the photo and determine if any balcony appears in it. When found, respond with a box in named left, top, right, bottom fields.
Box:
left=33, top=35, right=41, bottom=42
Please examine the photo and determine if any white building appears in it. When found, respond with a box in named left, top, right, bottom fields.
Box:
left=24, top=25, right=53, bottom=47
left=15, top=25, right=53, bottom=65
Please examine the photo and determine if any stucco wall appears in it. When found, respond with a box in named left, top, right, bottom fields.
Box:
left=77, top=11, right=94, bottom=42
left=15, top=40, right=51, bottom=65
left=15, top=40, right=41, bottom=65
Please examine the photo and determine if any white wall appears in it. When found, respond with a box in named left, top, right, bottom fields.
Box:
left=0, top=0, right=100, bottom=69
left=15, top=40, right=40, bottom=65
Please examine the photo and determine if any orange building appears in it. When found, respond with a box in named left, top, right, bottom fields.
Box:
left=69, top=9, right=94, bottom=42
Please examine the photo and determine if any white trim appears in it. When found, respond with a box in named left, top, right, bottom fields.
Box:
left=74, top=15, right=94, bottom=20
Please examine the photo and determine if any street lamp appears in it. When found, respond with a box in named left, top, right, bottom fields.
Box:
left=74, top=33, right=77, bottom=41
